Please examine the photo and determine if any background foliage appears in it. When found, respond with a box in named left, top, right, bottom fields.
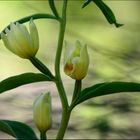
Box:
left=0, top=0, right=140, bottom=139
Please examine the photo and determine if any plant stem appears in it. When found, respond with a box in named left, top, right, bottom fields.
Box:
left=0, top=13, right=59, bottom=40
left=30, top=56, right=55, bottom=80
left=55, top=81, right=70, bottom=139
left=40, top=131, right=47, bottom=140
left=48, top=0, right=59, bottom=18
left=56, top=109, right=71, bottom=139
left=55, top=0, right=70, bottom=139
left=70, top=80, right=82, bottom=110
left=72, top=80, right=82, bottom=102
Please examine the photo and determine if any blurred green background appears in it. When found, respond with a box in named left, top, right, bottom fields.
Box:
left=0, top=0, right=140, bottom=139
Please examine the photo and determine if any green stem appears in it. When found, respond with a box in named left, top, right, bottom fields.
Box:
left=54, top=0, right=70, bottom=139
left=48, top=0, right=59, bottom=18
left=0, top=13, right=59, bottom=39
left=29, top=56, right=55, bottom=81
left=55, top=0, right=68, bottom=109
left=70, top=80, right=82, bottom=110
left=72, top=80, right=82, bottom=102
left=56, top=109, right=71, bottom=139
left=40, top=131, right=47, bottom=140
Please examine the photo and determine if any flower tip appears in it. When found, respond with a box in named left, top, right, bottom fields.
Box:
left=64, top=40, right=89, bottom=80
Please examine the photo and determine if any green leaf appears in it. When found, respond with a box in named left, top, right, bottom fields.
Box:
left=93, top=0, right=123, bottom=27
left=0, top=73, right=52, bottom=94
left=76, top=82, right=140, bottom=105
left=82, top=0, right=92, bottom=8
left=0, top=120, right=38, bottom=139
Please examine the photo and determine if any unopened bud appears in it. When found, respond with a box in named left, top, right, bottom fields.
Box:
left=33, top=92, right=52, bottom=132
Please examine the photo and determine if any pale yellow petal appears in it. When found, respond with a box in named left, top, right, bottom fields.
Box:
left=1, top=32, right=12, bottom=52
left=29, top=19, right=39, bottom=54
left=11, top=22, right=33, bottom=57
left=7, top=29, right=28, bottom=58
left=33, top=92, right=52, bottom=132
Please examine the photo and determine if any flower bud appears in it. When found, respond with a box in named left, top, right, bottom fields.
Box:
left=64, top=40, right=89, bottom=80
left=1, top=19, right=39, bottom=59
left=33, top=92, right=52, bottom=133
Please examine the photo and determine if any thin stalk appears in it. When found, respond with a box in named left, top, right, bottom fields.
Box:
left=48, top=0, right=59, bottom=18
left=40, top=131, right=47, bottom=140
left=55, top=0, right=68, bottom=110
left=72, top=80, right=82, bottom=102
left=56, top=109, right=71, bottom=139
left=54, top=0, right=70, bottom=139
left=70, top=80, right=82, bottom=110
left=30, top=56, right=55, bottom=81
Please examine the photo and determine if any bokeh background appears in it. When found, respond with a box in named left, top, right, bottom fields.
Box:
left=0, top=0, right=140, bottom=139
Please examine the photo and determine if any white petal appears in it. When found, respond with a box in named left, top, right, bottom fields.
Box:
left=80, top=44, right=89, bottom=68
left=1, top=32, right=12, bottom=52
left=17, top=23, right=32, bottom=45
left=72, top=56, right=87, bottom=80
left=5, top=28, right=10, bottom=34
left=64, top=41, right=75, bottom=64
left=7, top=29, right=28, bottom=58
left=79, top=44, right=89, bottom=75
left=29, top=19, right=39, bottom=54
left=12, top=23, right=34, bottom=57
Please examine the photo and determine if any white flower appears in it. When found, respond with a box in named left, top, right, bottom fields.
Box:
left=1, top=19, right=39, bottom=59
left=64, top=40, right=89, bottom=80
left=33, top=92, right=52, bottom=132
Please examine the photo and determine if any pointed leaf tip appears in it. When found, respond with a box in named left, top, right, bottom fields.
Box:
left=92, top=0, right=123, bottom=28
left=115, top=23, right=124, bottom=28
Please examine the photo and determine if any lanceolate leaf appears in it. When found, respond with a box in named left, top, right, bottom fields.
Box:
left=93, top=0, right=123, bottom=27
left=82, top=0, right=123, bottom=27
left=76, top=82, right=140, bottom=105
left=0, top=120, right=38, bottom=139
left=0, top=73, right=52, bottom=94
